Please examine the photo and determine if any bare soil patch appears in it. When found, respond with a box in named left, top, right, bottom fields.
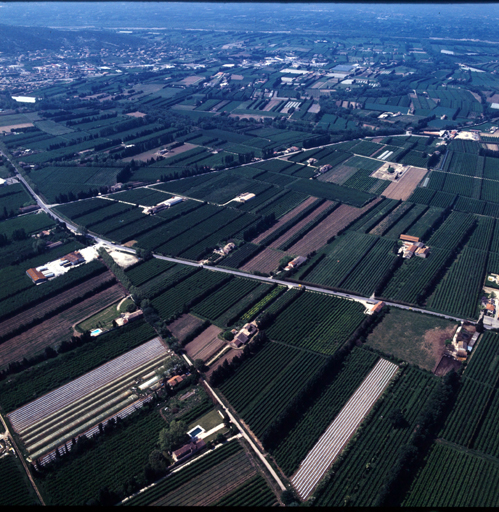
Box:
left=382, top=166, right=428, bottom=201
left=287, top=198, right=382, bottom=256
left=180, top=76, right=205, bottom=86
left=365, top=307, right=458, bottom=371
left=433, top=353, right=462, bottom=376
left=252, top=196, right=317, bottom=244
left=204, top=348, right=240, bottom=379
left=240, top=247, right=286, bottom=274
left=168, top=313, right=205, bottom=343
left=0, top=123, right=34, bottom=133
left=185, top=325, right=224, bottom=362
left=0, top=283, right=124, bottom=370
left=268, top=200, right=335, bottom=249
left=263, top=99, right=281, bottom=112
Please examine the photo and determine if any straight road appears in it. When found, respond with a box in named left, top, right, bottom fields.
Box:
left=2, top=148, right=473, bottom=327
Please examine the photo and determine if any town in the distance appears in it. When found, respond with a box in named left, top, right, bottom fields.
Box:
left=1, top=2, right=499, bottom=507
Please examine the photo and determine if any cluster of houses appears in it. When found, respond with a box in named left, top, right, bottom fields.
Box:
left=26, top=251, right=85, bottom=284
left=398, top=234, right=430, bottom=259
left=449, top=323, right=479, bottom=360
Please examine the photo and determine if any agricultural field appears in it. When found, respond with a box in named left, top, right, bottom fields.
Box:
left=365, top=308, right=458, bottom=371
left=167, top=314, right=206, bottom=344
left=220, top=342, right=329, bottom=438
left=0, top=454, right=39, bottom=505
left=184, top=324, right=224, bottom=363
left=240, top=247, right=286, bottom=275
left=0, top=281, right=124, bottom=369
left=403, top=442, right=499, bottom=507
left=0, top=320, right=157, bottom=413
left=36, top=405, right=168, bottom=506
left=292, top=358, right=398, bottom=499
left=123, top=440, right=267, bottom=506
left=315, top=367, right=438, bottom=506
left=286, top=199, right=382, bottom=256
left=8, top=337, right=168, bottom=461
left=266, top=291, right=366, bottom=355
left=271, top=347, right=380, bottom=476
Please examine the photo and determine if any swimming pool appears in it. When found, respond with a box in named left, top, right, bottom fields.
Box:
left=188, top=426, right=204, bottom=438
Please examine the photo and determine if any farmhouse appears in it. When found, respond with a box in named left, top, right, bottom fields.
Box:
left=172, top=439, right=206, bottom=463
left=285, top=256, right=307, bottom=271
left=399, top=240, right=430, bottom=259
left=26, top=268, right=48, bottom=284
left=232, top=321, right=258, bottom=347
left=60, top=251, right=85, bottom=267
left=114, top=309, right=144, bottom=327
left=214, top=242, right=236, bottom=256
left=366, top=301, right=385, bottom=315
left=167, top=375, right=184, bottom=387
left=319, top=164, right=332, bottom=173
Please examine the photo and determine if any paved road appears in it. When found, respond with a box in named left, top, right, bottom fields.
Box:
left=0, top=413, right=45, bottom=505
left=2, top=149, right=474, bottom=327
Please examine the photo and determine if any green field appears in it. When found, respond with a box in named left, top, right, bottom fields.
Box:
left=365, top=308, right=458, bottom=370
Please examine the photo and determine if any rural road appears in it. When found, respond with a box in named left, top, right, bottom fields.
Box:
left=0, top=413, right=45, bottom=505
left=183, top=351, right=287, bottom=494
left=2, top=147, right=473, bottom=327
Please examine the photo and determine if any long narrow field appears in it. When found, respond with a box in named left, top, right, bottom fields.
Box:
left=267, top=200, right=335, bottom=249
left=0, top=283, right=124, bottom=369
left=8, top=337, right=168, bottom=460
left=240, top=247, right=286, bottom=274
left=0, top=454, right=40, bottom=505
left=286, top=199, right=382, bottom=256
left=291, top=358, right=398, bottom=500
left=251, top=196, right=316, bottom=244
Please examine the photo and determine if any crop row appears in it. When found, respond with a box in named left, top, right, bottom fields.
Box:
left=266, top=292, right=366, bottom=355
left=382, top=203, right=427, bottom=239
left=438, top=377, right=491, bottom=447
left=427, top=211, right=476, bottom=250
left=0, top=455, right=39, bottom=505
left=55, top=197, right=113, bottom=220
left=307, top=232, right=378, bottom=288
left=125, top=258, right=176, bottom=287
left=124, top=440, right=243, bottom=506
left=239, top=286, right=285, bottom=324
left=152, top=270, right=230, bottom=321
left=427, top=247, right=488, bottom=319
left=135, top=203, right=220, bottom=251
left=272, top=347, right=379, bottom=476
left=292, top=358, right=398, bottom=499
left=213, top=474, right=277, bottom=506
left=221, top=342, right=328, bottom=438
left=315, top=368, right=438, bottom=506
left=138, top=265, right=197, bottom=300
left=380, top=247, right=451, bottom=304
left=347, top=198, right=399, bottom=233
left=463, top=331, right=499, bottom=386
left=220, top=243, right=262, bottom=269
left=403, top=443, right=499, bottom=507
left=192, top=278, right=259, bottom=320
